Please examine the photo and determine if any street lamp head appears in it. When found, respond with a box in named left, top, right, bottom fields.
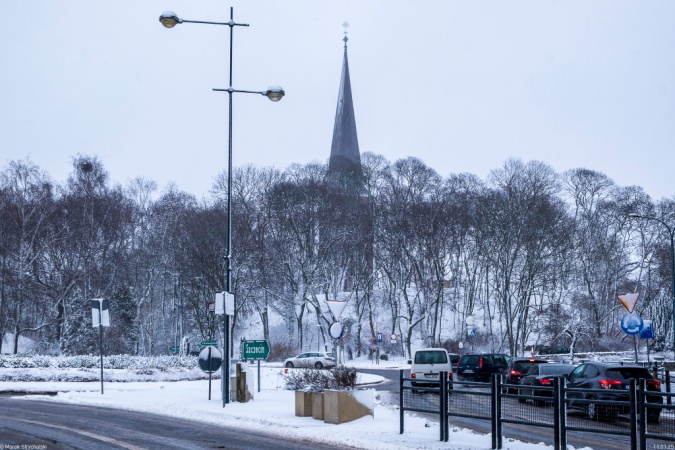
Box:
left=159, top=11, right=182, bottom=28
left=264, top=86, right=285, bottom=102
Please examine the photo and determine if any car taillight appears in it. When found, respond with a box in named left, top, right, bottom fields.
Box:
left=510, top=370, right=521, bottom=376
left=540, top=378, right=551, bottom=385
left=448, top=373, right=453, bottom=379
left=599, top=379, right=622, bottom=389
left=324, top=357, right=332, bottom=360
left=479, top=356, right=483, bottom=369
left=647, top=379, right=661, bottom=389
left=411, top=373, right=416, bottom=379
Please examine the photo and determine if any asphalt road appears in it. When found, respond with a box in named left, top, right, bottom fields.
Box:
left=358, top=367, right=675, bottom=450
left=0, top=396, right=351, bottom=450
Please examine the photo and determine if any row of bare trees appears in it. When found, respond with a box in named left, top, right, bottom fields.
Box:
left=0, top=154, right=673, bottom=357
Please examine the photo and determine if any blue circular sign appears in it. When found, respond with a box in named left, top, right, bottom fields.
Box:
left=621, top=313, right=644, bottom=335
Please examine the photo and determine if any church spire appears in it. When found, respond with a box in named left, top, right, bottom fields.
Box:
left=328, top=23, right=363, bottom=188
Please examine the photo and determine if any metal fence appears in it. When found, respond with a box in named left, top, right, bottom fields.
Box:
left=399, top=369, right=675, bottom=450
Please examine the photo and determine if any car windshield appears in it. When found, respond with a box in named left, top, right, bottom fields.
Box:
left=540, top=364, right=574, bottom=375
left=606, top=368, right=652, bottom=380
left=415, top=351, right=448, bottom=364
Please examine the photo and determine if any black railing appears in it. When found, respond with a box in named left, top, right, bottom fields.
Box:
left=398, top=369, right=674, bottom=450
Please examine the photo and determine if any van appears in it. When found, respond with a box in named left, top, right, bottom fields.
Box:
left=408, top=348, right=453, bottom=390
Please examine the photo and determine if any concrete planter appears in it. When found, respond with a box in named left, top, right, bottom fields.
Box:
left=294, top=391, right=313, bottom=417
left=323, top=389, right=374, bottom=424
left=311, top=392, right=324, bottom=420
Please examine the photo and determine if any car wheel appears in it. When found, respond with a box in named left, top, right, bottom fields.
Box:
left=314, top=362, right=323, bottom=369
left=586, top=396, right=599, bottom=421
left=285, top=362, right=294, bottom=368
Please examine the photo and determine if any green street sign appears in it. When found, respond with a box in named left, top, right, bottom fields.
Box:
left=242, top=340, right=270, bottom=360
left=169, top=346, right=180, bottom=353
left=200, top=340, right=217, bottom=347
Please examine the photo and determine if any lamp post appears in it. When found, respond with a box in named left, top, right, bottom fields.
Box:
left=160, top=7, right=284, bottom=407
left=628, top=213, right=675, bottom=358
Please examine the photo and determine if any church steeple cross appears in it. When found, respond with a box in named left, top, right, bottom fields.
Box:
left=342, top=21, right=349, bottom=46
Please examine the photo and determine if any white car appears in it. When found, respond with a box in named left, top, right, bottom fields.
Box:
left=284, top=352, right=336, bottom=369
left=409, top=348, right=453, bottom=390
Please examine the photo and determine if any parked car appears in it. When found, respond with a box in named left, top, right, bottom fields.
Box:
left=456, top=353, right=510, bottom=382
left=284, top=352, right=335, bottom=369
left=566, top=362, right=662, bottom=422
left=517, top=363, right=576, bottom=405
left=537, top=345, right=570, bottom=355
left=448, top=353, right=460, bottom=370
left=503, top=357, right=549, bottom=393
left=409, top=348, right=453, bottom=391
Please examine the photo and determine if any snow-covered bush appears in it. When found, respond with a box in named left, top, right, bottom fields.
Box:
left=284, top=366, right=357, bottom=393
left=0, top=354, right=198, bottom=370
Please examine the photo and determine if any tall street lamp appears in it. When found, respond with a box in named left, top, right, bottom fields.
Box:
left=628, top=213, right=675, bottom=358
left=160, top=7, right=284, bottom=407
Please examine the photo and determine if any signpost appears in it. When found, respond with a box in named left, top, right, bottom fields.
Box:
left=91, top=298, right=110, bottom=395
left=199, top=346, right=222, bottom=400
left=241, top=340, right=270, bottom=393
left=215, top=291, right=234, bottom=407
left=241, top=340, right=270, bottom=360
left=169, top=346, right=180, bottom=354
left=200, top=340, right=218, bottom=350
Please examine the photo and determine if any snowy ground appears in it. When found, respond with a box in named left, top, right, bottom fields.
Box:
left=0, top=360, right=590, bottom=450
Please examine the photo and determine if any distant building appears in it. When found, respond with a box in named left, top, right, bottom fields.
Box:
left=327, top=31, right=365, bottom=193
left=326, top=29, right=373, bottom=289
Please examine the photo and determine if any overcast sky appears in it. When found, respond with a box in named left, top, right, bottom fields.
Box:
left=2, top=1, right=674, bottom=200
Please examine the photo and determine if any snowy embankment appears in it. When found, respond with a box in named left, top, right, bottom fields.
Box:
left=0, top=356, right=590, bottom=450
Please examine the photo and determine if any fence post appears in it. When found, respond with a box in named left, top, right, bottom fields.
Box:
left=399, top=369, right=404, bottom=434
left=639, top=378, right=646, bottom=450
left=553, top=376, right=560, bottom=450
left=491, top=374, right=497, bottom=450
left=667, top=369, right=672, bottom=406
left=559, top=373, right=567, bottom=450
left=629, top=378, right=637, bottom=450
left=492, top=374, right=502, bottom=449
left=440, top=371, right=448, bottom=442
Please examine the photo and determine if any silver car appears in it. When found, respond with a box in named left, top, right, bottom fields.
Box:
left=284, top=352, right=335, bottom=369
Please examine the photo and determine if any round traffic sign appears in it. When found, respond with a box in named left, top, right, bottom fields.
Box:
left=621, top=313, right=644, bottom=335
left=465, top=315, right=475, bottom=326
left=329, top=322, right=344, bottom=340
left=459, top=342, right=464, bottom=349
left=198, top=346, right=222, bottom=373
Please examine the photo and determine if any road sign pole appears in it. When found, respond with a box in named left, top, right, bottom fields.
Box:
left=99, top=323, right=104, bottom=395
left=208, top=346, right=212, bottom=400
left=258, top=360, right=261, bottom=393
left=223, top=314, right=229, bottom=407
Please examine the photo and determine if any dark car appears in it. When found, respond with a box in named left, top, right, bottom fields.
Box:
left=448, top=353, right=460, bottom=370
left=518, top=363, right=575, bottom=405
left=456, top=353, right=510, bottom=382
left=503, top=357, right=549, bottom=393
left=566, top=362, right=662, bottom=422
left=538, top=345, right=570, bottom=355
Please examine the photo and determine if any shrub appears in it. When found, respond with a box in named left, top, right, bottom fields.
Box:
left=0, top=354, right=197, bottom=370
left=284, top=366, right=357, bottom=393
